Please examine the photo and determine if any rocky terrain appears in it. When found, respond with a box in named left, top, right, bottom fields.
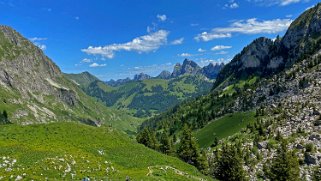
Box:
left=0, top=25, right=139, bottom=132
left=138, top=3, right=321, bottom=180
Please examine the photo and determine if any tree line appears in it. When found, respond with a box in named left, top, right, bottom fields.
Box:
left=136, top=124, right=208, bottom=174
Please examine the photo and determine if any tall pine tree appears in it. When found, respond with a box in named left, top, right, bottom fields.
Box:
left=265, top=139, right=300, bottom=180
left=211, top=143, right=246, bottom=181
left=177, top=124, right=208, bottom=174
left=160, top=130, right=174, bottom=155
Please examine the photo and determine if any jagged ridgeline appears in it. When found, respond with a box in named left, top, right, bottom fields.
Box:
left=141, top=3, right=321, bottom=134
left=138, top=3, right=321, bottom=180
left=0, top=25, right=140, bottom=132
left=65, top=60, right=223, bottom=117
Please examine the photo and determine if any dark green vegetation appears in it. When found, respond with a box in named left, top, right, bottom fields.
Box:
left=196, top=111, right=256, bottom=148
left=0, top=110, right=9, bottom=124
left=137, top=124, right=209, bottom=174
left=137, top=3, right=321, bottom=179
left=0, top=122, right=209, bottom=180
left=66, top=73, right=213, bottom=117
left=210, top=143, right=247, bottom=181
left=264, top=139, right=300, bottom=181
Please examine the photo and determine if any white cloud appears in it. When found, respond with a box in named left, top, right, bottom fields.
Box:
left=198, top=48, right=206, bottom=52
left=178, top=53, right=192, bottom=57
left=211, top=45, right=232, bottom=51
left=157, top=14, right=167, bottom=22
left=195, top=18, right=292, bottom=41
left=89, top=63, right=106, bottom=68
left=248, top=0, right=308, bottom=6
left=214, top=18, right=292, bottom=34
left=81, top=58, right=92, bottom=63
left=36, top=44, right=46, bottom=50
left=171, top=38, right=184, bottom=45
left=190, top=23, right=199, bottom=27
left=194, top=32, right=232, bottom=42
left=29, top=37, right=47, bottom=50
left=225, top=0, right=239, bottom=9
left=82, top=30, right=169, bottom=58
left=29, top=37, right=47, bottom=41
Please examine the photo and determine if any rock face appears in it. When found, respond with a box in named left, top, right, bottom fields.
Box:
left=133, top=73, right=152, bottom=81
left=0, top=26, right=77, bottom=106
left=215, top=3, right=321, bottom=88
left=0, top=25, right=128, bottom=126
left=171, top=59, right=201, bottom=77
left=156, top=70, right=171, bottom=79
left=199, top=63, right=224, bottom=79
left=282, top=4, right=321, bottom=62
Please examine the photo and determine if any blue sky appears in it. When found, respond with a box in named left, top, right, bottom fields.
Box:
left=0, top=0, right=318, bottom=80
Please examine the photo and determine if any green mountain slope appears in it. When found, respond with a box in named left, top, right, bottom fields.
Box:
left=0, top=122, right=209, bottom=180
left=140, top=3, right=321, bottom=137
left=138, top=3, right=321, bottom=179
left=66, top=73, right=213, bottom=117
left=0, top=25, right=140, bottom=133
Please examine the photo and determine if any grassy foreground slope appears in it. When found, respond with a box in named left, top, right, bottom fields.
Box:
left=195, top=111, right=256, bottom=148
left=0, top=122, right=209, bottom=180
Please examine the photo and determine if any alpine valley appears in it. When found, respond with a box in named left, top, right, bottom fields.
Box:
left=1, top=1, right=321, bottom=180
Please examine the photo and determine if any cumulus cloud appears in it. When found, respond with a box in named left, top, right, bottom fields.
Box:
left=198, top=48, right=206, bottom=52
left=211, top=45, right=232, bottom=51
left=29, top=37, right=47, bottom=50
left=248, top=0, right=308, bottom=6
left=157, top=14, right=167, bottom=22
left=225, top=0, right=239, bottom=9
left=178, top=53, right=192, bottom=57
left=81, top=58, right=92, bottom=63
left=89, top=63, right=106, bottom=68
left=195, top=18, right=292, bottom=41
left=194, top=32, right=232, bottom=42
left=171, top=38, right=184, bottom=45
left=82, top=30, right=169, bottom=58
left=29, top=37, right=47, bottom=41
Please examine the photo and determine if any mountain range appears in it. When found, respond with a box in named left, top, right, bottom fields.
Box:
left=66, top=60, right=223, bottom=117
left=106, top=59, right=224, bottom=86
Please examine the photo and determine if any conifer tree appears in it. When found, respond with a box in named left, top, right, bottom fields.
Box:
left=212, top=143, right=246, bottom=181
left=265, top=139, right=300, bottom=181
left=136, top=127, right=159, bottom=150
left=177, top=124, right=208, bottom=174
left=177, top=124, right=199, bottom=165
left=160, top=130, right=174, bottom=155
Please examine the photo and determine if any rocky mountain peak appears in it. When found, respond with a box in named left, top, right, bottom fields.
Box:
left=157, top=70, right=171, bottom=79
left=0, top=25, right=81, bottom=123
left=172, top=59, right=201, bottom=77
left=281, top=3, right=321, bottom=61
left=199, top=63, right=225, bottom=79
left=133, top=73, right=151, bottom=81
